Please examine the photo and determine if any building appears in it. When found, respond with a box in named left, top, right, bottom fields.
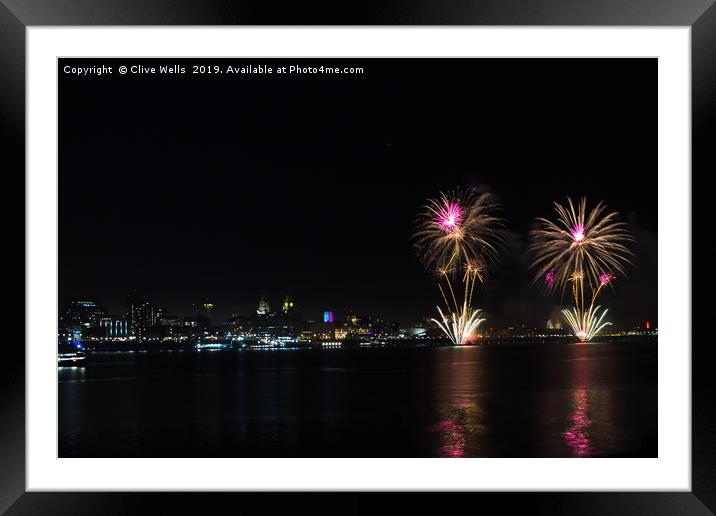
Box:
left=59, top=299, right=107, bottom=343
left=60, top=299, right=106, bottom=329
left=191, top=300, right=215, bottom=325
left=256, top=293, right=270, bottom=316
left=343, top=311, right=372, bottom=338
left=158, top=314, right=181, bottom=327
left=183, top=315, right=210, bottom=329
left=300, top=321, right=334, bottom=342
left=98, top=316, right=129, bottom=338
left=280, top=293, right=301, bottom=338
left=251, top=293, right=302, bottom=341
left=224, top=314, right=252, bottom=336
left=126, top=293, right=163, bottom=338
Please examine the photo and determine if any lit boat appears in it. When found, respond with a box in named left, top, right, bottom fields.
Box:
left=195, top=340, right=234, bottom=350
left=58, top=350, right=86, bottom=365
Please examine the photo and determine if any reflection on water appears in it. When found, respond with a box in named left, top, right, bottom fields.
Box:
left=430, top=406, right=483, bottom=457
left=58, top=365, right=86, bottom=381
left=428, top=350, right=485, bottom=457
left=563, top=389, right=591, bottom=457
left=59, top=342, right=657, bottom=458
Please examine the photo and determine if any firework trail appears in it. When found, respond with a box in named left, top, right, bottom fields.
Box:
left=414, top=188, right=504, bottom=345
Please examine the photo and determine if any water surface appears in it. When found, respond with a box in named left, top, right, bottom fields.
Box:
left=59, top=341, right=657, bottom=457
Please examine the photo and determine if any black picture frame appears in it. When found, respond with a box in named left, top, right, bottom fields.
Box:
left=2, top=1, right=709, bottom=514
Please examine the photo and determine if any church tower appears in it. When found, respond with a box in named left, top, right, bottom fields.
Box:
left=256, top=293, right=270, bottom=316
left=282, top=293, right=296, bottom=313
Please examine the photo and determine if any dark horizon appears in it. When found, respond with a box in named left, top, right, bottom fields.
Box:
left=59, top=58, right=657, bottom=328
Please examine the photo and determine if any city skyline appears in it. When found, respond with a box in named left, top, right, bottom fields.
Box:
left=59, top=287, right=655, bottom=333
left=59, top=58, right=657, bottom=327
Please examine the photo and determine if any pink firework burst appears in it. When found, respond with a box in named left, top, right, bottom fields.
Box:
left=435, top=201, right=463, bottom=233
left=571, top=223, right=585, bottom=242
left=545, top=271, right=555, bottom=286
left=599, top=273, right=614, bottom=285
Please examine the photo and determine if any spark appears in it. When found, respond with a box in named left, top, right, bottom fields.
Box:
left=528, top=197, right=633, bottom=295
left=436, top=201, right=463, bottom=233
left=415, top=188, right=503, bottom=344
left=571, top=223, right=585, bottom=243
left=599, top=273, right=614, bottom=285
left=561, top=304, right=612, bottom=342
left=414, top=188, right=504, bottom=276
left=431, top=302, right=486, bottom=346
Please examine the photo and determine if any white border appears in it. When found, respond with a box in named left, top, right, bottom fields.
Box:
left=27, top=27, right=691, bottom=491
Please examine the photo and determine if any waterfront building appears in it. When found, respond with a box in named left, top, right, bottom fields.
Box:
left=344, top=311, right=372, bottom=337
left=126, top=293, right=163, bottom=338
left=99, top=316, right=129, bottom=338
left=256, top=293, right=270, bottom=316
left=158, top=314, right=181, bottom=327
left=191, top=299, right=215, bottom=325
left=183, top=315, right=210, bottom=329
left=60, top=299, right=106, bottom=329
left=281, top=293, right=301, bottom=337
left=300, top=320, right=334, bottom=342
left=224, top=314, right=252, bottom=336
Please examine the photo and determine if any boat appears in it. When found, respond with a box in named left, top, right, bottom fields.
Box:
left=58, top=342, right=87, bottom=366
left=58, top=350, right=86, bottom=365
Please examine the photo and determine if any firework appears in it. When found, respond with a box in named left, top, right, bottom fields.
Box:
left=561, top=305, right=612, bottom=342
left=414, top=187, right=504, bottom=346
left=528, top=197, right=632, bottom=295
left=414, top=188, right=504, bottom=275
left=529, top=196, right=634, bottom=342
left=545, top=271, right=555, bottom=286
left=431, top=302, right=486, bottom=346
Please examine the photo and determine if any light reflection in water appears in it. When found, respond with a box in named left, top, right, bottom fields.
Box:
left=431, top=406, right=480, bottom=457
left=563, top=345, right=594, bottom=457
left=429, top=349, right=485, bottom=457
left=563, top=388, right=592, bottom=456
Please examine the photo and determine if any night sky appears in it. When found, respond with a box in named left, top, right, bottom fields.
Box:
left=59, top=58, right=657, bottom=328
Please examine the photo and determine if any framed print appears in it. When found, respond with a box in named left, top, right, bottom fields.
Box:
left=2, top=1, right=710, bottom=514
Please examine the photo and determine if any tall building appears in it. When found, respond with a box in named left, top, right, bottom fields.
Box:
left=253, top=293, right=301, bottom=340
left=256, top=293, right=270, bottom=316
left=253, top=294, right=279, bottom=340
left=99, top=316, right=129, bottom=338
left=59, top=299, right=106, bottom=343
left=281, top=293, right=300, bottom=337
left=126, top=293, right=162, bottom=338
left=281, top=294, right=296, bottom=313
left=60, top=299, right=106, bottom=329
left=191, top=299, right=214, bottom=321
left=202, top=301, right=214, bottom=321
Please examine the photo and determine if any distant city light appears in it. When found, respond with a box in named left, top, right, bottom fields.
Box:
left=323, top=311, right=334, bottom=323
